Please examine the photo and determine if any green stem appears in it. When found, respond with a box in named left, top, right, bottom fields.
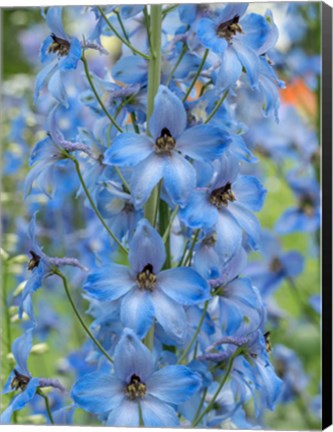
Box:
left=204, top=89, right=229, bottom=124
left=82, top=55, right=123, bottom=133
left=71, top=157, right=128, bottom=255
left=144, top=5, right=162, bottom=225
left=191, top=348, right=242, bottom=427
left=166, top=43, right=188, bottom=86
left=192, top=387, right=208, bottom=425
left=183, top=48, right=209, bottom=102
left=130, top=111, right=140, bottom=134
left=162, top=206, right=179, bottom=243
left=178, top=239, right=190, bottom=267
left=98, top=7, right=150, bottom=60
left=184, top=229, right=200, bottom=266
left=55, top=270, right=114, bottom=364
left=178, top=301, right=209, bottom=364
left=115, top=167, right=131, bottom=193
left=114, top=9, right=130, bottom=43
left=162, top=4, right=179, bottom=18
left=37, top=389, right=55, bottom=425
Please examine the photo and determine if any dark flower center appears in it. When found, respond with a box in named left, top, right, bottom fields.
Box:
left=125, top=374, right=147, bottom=400
left=48, top=33, right=70, bottom=56
left=299, top=195, right=315, bottom=216
left=155, top=128, right=176, bottom=154
left=136, top=263, right=157, bottom=291
left=28, top=250, right=41, bottom=271
left=216, top=15, right=243, bottom=41
left=264, top=331, right=272, bottom=353
left=209, top=182, right=235, bottom=208
left=11, top=369, right=31, bottom=391
left=270, top=257, right=283, bottom=273
left=123, top=202, right=134, bottom=214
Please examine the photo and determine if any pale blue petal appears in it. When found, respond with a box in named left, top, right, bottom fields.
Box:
left=12, top=330, right=33, bottom=376
left=151, top=290, right=187, bottom=343
left=71, top=373, right=124, bottom=415
left=141, top=395, right=179, bottom=426
left=147, top=365, right=201, bottom=404
left=179, top=190, right=218, bottom=229
left=114, top=328, right=154, bottom=383
left=84, top=265, right=135, bottom=301
left=281, top=251, right=304, bottom=277
left=196, top=18, right=227, bottom=54
left=59, top=38, right=82, bottom=70
left=48, top=70, right=68, bottom=107
left=233, top=41, right=259, bottom=89
left=130, top=153, right=165, bottom=208
left=158, top=267, right=209, bottom=305
left=106, top=399, right=139, bottom=426
left=105, top=133, right=153, bottom=167
left=46, top=7, right=67, bottom=39
left=177, top=125, right=230, bottom=161
left=129, top=219, right=166, bottom=274
left=163, top=152, right=196, bottom=207
left=149, top=85, right=186, bottom=140
left=228, top=201, right=261, bottom=249
left=216, top=46, right=242, bottom=89
left=34, top=60, right=58, bottom=104
left=112, top=55, right=148, bottom=84
left=216, top=209, right=242, bottom=263
left=120, top=290, right=155, bottom=338
left=218, top=3, right=248, bottom=22
left=233, top=176, right=266, bottom=211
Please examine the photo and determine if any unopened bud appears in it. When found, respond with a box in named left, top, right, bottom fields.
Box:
left=31, top=343, right=49, bottom=355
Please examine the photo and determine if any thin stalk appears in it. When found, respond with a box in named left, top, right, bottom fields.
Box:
left=71, top=157, right=128, bottom=255
left=162, top=4, right=179, bottom=18
left=178, top=239, right=190, bottom=267
left=2, top=260, right=12, bottom=363
left=159, top=199, right=171, bottom=268
left=114, top=9, right=130, bottom=43
left=184, top=228, right=200, bottom=266
left=98, top=7, right=150, bottom=60
left=54, top=270, right=114, bottom=364
left=192, top=387, right=208, bottom=425
left=191, top=348, right=242, bottom=427
left=82, top=55, right=123, bottom=133
left=152, top=182, right=162, bottom=228
left=162, top=206, right=179, bottom=243
left=130, top=111, right=140, bottom=134
left=178, top=301, right=209, bottom=364
left=37, top=389, right=55, bottom=425
left=115, top=167, right=130, bottom=193
left=182, top=48, right=209, bottom=102
left=143, top=6, right=152, bottom=52
left=144, top=324, right=154, bottom=351
left=165, top=43, right=188, bottom=86
left=144, top=5, right=162, bottom=225
left=204, top=89, right=229, bottom=124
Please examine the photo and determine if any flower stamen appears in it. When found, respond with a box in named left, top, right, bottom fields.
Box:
left=125, top=374, right=147, bottom=400
left=136, top=263, right=157, bottom=291
left=155, top=128, right=176, bottom=154
left=48, top=33, right=71, bottom=56
left=28, top=250, right=41, bottom=271
left=209, top=182, right=235, bottom=208
left=216, top=15, right=243, bottom=41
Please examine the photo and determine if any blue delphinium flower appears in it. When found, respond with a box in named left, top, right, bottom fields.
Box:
left=71, top=328, right=201, bottom=426
left=35, top=7, right=82, bottom=106
left=246, top=230, right=304, bottom=297
left=84, top=219, right=209, bottom=343
left=105, top=85, right=231, bottom=207
left=1, top=329, right=65, bottom=424
left=180, top=155, right=266, bottom=262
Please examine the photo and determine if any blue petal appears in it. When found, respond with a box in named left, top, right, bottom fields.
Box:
left=151, top=290, right=187, bottom=343
left=129, top=219, right=166, bottom=274
left=130, top=153, right=165, bottom=208
left=112, top=56, right=148, bottom=84
left=281, top=251, right=304, bottom=277
left=216, top=209, right=242, bottom=262
left=106, top=399, right=139, bottom=426
left=179, top=190, right=218, bottom=230
left=12, top=330, right=33, bottom=376
left=149, top=85, right=186, bottom=140
left=40, top=35, right=54, bottom=63
left=233, top=176, right=266, bottom=211
left=105, top=133, right=153, bottom=167
left=84, top=265, right=134, bottom=301
left=46, top=7, right=67, bottom=39
left=179, top=5, right=197, bottom=24
left=217, top=3, right=248, bottom=22
left=196, top=18, right=227, bottom=55
left=34, top=60, right=58, bottom=104
left=240, top=13, right=271, bottom=52
left=216, top=46, right=242, bottom=90
left=48, top=70, right=68, bottom=107
left=158, top=267, right=209, bottom=305
left=147, top=365, right=201, bottom=405
left=120, top=290, right=155, bottom=338
left=59, top=38, right=82, bottom=70
left=1, top=378, right=39, bottom=423
left=114, top=328, right=154, bottom=383
left=141, top=396, right=179, bottom=427
left=163, top=152, right=196, bottom=207
left=233, top=41, right=259, bottom=89
left=71, top=373, right=124, bottom=415
left=177, top=125, right=231, bottom=161
left=228, top=202, right=261, bottom=249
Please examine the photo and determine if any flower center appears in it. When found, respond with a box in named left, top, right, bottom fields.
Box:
left=11, top=369, right=31, bottom=391
left=136, top=263, right=157, bottom=291
left=123, top=202, right=134, bottom=214
left=270, top=257, right=283, bottom=273
left=125, top=374, right=147, bottom=400
left=299, top=195, right=315, bottom=216
left=28, top=250, right=41, bottom=271
left=216, top=15, right=243, bottom=41
left=48, top=33, right=71, bottom=56
left=209, top=182, right=235, bottom=208
left=155, top=128, right=176, bottom=154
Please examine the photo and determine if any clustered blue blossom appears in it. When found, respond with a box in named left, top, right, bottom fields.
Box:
left=1, top=3, right=321, bottom=428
